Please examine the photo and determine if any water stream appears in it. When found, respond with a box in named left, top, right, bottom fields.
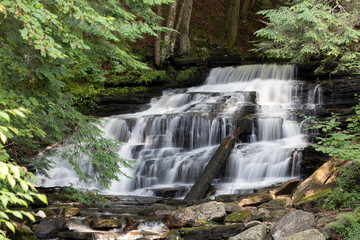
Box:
left=37, top=64, right=322, bottom=197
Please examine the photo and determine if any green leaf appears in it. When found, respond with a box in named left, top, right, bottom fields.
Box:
left=0, top=212, right=9, bottom=220
left=0, top=111, right=10, bottom=122
left=6, top=174, right=16, bottom=188
left=10, top=211, right=23, bottom=219
left=21, top=211, right=35, bottom=221
left=5, top=221, right=15, bottom=233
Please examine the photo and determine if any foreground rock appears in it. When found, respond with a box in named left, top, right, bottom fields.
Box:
left=229, top=224, right=273, bottom=240
left=178, top=223, right=245, bottom=240
left=271, top=210, right=316, bottom=239
left=163, top=201, right=226, bottom=228
left=33, top=215, right=66, bottom=239
left=281, top=229, right=326, bottom=240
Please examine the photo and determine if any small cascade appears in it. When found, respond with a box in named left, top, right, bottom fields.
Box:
left=37, top=64, right=323, bottom=197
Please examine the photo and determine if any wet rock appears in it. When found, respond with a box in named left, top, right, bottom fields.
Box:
left=270, top=179, right=302, bottom=197
left=88, top=218, right=122, bottom=230
left=238, top=193, right=273, bottom=207
left=229, top=224, right=273, bottom=240
left=271, top=210, right=316, bottom=239
left=58, top=231, right=94, bottom=239
left=178, top=223, right=245, bottom=240
left=163, top=201, right=226, bottom=228
left=124, top=217, right=140, bottom=232
left=225, top=210, right=252, bottom=223
left=280, top=229, right=326, bottom=240
left=33, top=215, right=66, bottom=239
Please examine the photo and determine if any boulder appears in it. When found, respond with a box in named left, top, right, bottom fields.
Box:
left=271, top=210, right=316, bottom=239
left=178, top=223, right=245, bottom=240
left=33, top=215, right=66, bottom=239
left=254, top=208, right=289, bottom=223
left=270, top=179, right=302, bottom=197
left=88, top=219, right=122, bottom=230
left=224, top=202, right=242, bottom=212
left=238, top=193, right=273, bottom=207
left=229, top=224, right=273, bottom=240
left=163, top=201, right=226, bottom=228
left=280, top=229, right=326, bottom=240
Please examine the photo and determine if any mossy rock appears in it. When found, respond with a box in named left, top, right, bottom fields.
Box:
left=89, top=218, right=122, bottom=230
left=63, top=207, right=80, bottom=217
left=225, top=210, right=252, bottom=223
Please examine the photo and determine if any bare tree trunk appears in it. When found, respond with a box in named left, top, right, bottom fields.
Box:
left=240, top=0, right=250, bottom=20
left=154, top=5, right=162, bottom=67
left=250, top=0, right=256, bottom=9
left=162, top=1, right=178, bottom=60
left=184, top=127, right=243, bottom=202
left=225, top=0, right=241, bottom=49
left=170, top=0, right=185, bottom=54
left=179, top=0, right=193, bottom=56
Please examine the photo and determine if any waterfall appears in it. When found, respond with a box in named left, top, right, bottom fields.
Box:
left=36, top=64, right=322, bottom=197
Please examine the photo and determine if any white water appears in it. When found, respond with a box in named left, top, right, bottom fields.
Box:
left=36, top=64, right=322, bottom=197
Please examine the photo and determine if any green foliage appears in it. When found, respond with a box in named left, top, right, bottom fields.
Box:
left=329, top=207, right=360, bottom=240
left=304, top=96, right=360, bottom=213
left=107, top=69, right=167, bottom=86
left=176, top=67, right=199, bottom=82
left=0, top=0, right=172, bottom=187
left=255, top=0, right=360, bottom=73
left=323, top=164, right=360, bottom=210
left=65, top=185, right=109, bottom=208
left=0, top=108, right=47, bottom=239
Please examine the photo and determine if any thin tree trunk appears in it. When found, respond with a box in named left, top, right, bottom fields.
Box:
left=162, top=1, right=178, bottom=60
left=184, top=127, right=243, bottom=202
left=170, top=0, right=185, bottom=54
left=240, top=0, right=250, bottom=20
left=179, top=0, right=193, bottom=56
left=225, top=0, right=241, bottom=49
left=154, top=5, right=162, bottom=67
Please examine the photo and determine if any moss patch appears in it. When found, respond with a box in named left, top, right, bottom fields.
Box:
left=225, top=210, right=252, bottom=223
left=297, top=189, right=332, bottom=205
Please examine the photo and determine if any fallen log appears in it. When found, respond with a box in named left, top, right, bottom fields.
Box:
left=184, top=127, right=243, bottom=202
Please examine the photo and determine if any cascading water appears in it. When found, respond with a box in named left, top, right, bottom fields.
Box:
left=37, top=64, right=322, bottom=197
